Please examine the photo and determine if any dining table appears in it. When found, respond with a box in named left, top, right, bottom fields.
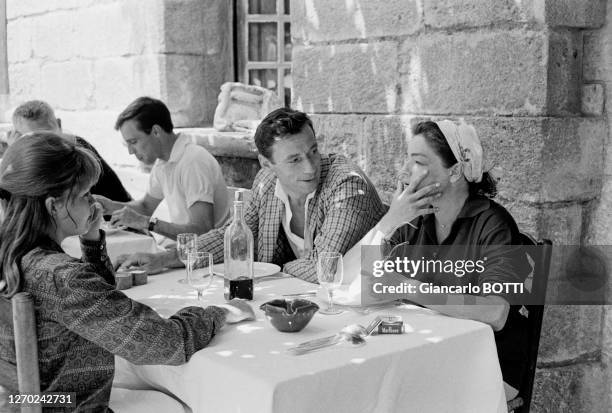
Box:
left=61, top=228, right=160, bottom=261
left=112, top=268, right=507, bottom=413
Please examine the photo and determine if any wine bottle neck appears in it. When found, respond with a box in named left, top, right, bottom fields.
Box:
left=233, top=201, right=244, bottom=222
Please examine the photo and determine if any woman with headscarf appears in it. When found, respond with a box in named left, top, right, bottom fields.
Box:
left=352, top=120, right=529, bottom=399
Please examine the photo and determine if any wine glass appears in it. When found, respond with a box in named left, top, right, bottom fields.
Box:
left=177, top=233, right=197, bottom=284
left=317, top=252, right=344, bottom=315
left=187, top=251, right=214, bottom=301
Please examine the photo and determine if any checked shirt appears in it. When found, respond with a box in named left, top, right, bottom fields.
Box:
left=196, top=154, right=387, bottom=283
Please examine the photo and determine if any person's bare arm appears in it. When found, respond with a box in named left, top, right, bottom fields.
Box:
left=150, top=201, right=215, bottom=240
left=95, top=193, right=161, bottom=217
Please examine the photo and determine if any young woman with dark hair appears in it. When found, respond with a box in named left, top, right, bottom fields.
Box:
left=0, top=133, right=253, bottom=411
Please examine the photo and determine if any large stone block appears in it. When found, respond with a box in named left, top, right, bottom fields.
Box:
left=161, top=55, right=208, bottom=127
left=546, top=29, right=582, bottom=115
left=6, top=19, right=33, bottom=63
left=163, top=0, right=206, bottom=54
left=7, top=0, right=52, bottom=19
left=532, top=362, right=608, bottom=413
left=160, top=38, right=229, bottom=125
left=292, top=0, right=420, bottom=43
left=31, top=12, right=76, bottom=61
left=502, top=200, right=583, bottom=244
left=73, top=0, right=164, bottom=59
left=469, top=117, right=606, bottom=202
left=581, top=83, right=605, bottom=116
left=423, top=0, right=606, bottom=29
left=544, top=0, right=607, bottom=28
left=293, top=42, right=399, bottom=114
left=538, top=306, right=602, bottom=364
left=310, top=114, right=367, bottom=169
left=605, top=96, right=612, bottom=175
left=536, top=203, right=584, bottom=245
left=93, top=58, right=141, bottom=110
left=584, top=178, right=612, bottom=245
left=603, top=306, right=612, bottom=363
left=40, top=61, right=94, bottom=110
left=399, top=29, right=581, bottom=116
left=163, top=0, right=230, bottom=56
left=131, top=55, right=164, bottom=98
left=423, top=0, right=541, bottom=28
left=583, top=29, right=612, bottom=82
left=362, top=115, right=417, bottom=203
left=6, top=0, right=116, bottom=19
left=7, top=61, right=42, bottom=103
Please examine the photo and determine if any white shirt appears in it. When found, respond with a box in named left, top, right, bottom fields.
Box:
left=274, top=180, right=315, bottom=259
left=147, top=134, right=230, bottom=228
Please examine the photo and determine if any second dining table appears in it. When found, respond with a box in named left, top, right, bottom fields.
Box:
left=112, top=267, right=507, bottom=413
left=61, top=228, right=160, bottom=261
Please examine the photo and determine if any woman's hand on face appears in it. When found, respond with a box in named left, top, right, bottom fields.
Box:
left=92, top=195, right=120, bottom=214
left=378, top=171, right=441, bottom=236
left=82, top=202, right=103, bottom=241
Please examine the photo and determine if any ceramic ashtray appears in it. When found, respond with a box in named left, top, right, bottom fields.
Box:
left=259, top=299, right=319, bottom=332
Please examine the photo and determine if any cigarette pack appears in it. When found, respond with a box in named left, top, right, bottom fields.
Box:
left=373, top=315, right=405, bottom=335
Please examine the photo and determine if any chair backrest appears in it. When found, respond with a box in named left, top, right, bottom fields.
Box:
left=0, top=292, right=41, bottom=413
left=514, top=233, right=553, bottom=413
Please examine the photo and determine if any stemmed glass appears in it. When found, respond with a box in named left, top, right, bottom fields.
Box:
left=317, top=252, right=344, bottom=315
left=187, top=251, right=214, bottom=301
left=177, top=233, right=197, bottom=284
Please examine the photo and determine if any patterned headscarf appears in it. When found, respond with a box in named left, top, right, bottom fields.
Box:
left=436, top=120, right=484, bottom=183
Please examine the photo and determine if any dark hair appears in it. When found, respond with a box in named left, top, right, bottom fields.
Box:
left=0, top=133, right=101, bottom=298
left=114, top=97, right=174, bottom=134
left=412, top=121, right=497, bottom=198
left=12, top=100, right=57, bottom=130
left=254, top=108, right=314, bottom=160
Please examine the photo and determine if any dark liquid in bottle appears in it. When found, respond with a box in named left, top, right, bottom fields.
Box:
left=224, top=277, right=253, bottom=300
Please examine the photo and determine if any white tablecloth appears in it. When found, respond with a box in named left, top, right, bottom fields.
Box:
left=113, top=270, right=506, bottom=413
left=61, top=230, right=159, bottom=262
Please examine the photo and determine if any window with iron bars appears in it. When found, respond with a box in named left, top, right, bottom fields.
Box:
left=236, top=0, right=291, bottom=107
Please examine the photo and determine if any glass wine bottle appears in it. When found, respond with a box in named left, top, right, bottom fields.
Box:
left=223, top=191, right=254, bottom=300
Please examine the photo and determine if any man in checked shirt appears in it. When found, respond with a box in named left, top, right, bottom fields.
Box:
left=118, top=108, right=387, bottom=283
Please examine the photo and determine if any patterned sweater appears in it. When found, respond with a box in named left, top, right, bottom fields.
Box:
left=0, top=232, right=226, bottom=412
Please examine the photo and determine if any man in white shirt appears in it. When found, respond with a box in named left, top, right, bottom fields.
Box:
left=95, top=97, right=230, bottom=240
left=117, top=108, right=387, bottom=283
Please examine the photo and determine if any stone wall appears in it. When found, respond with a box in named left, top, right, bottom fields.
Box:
left=583, top=1, right=612, bottom=411
left=5, top=0, right=231, bottom=167
left=292, top=0, right=610, bottom=411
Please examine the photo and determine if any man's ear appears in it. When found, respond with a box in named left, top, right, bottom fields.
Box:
left=258, top=154, right=273, bottom=170
left=151, top=124, right=163, bottom=137
left=56, top=118, right=62, bottom=131
left=449, top=163, right=463, bottom=183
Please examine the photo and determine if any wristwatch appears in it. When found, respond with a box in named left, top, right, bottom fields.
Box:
left=148, top=217, right=158, bottom=232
